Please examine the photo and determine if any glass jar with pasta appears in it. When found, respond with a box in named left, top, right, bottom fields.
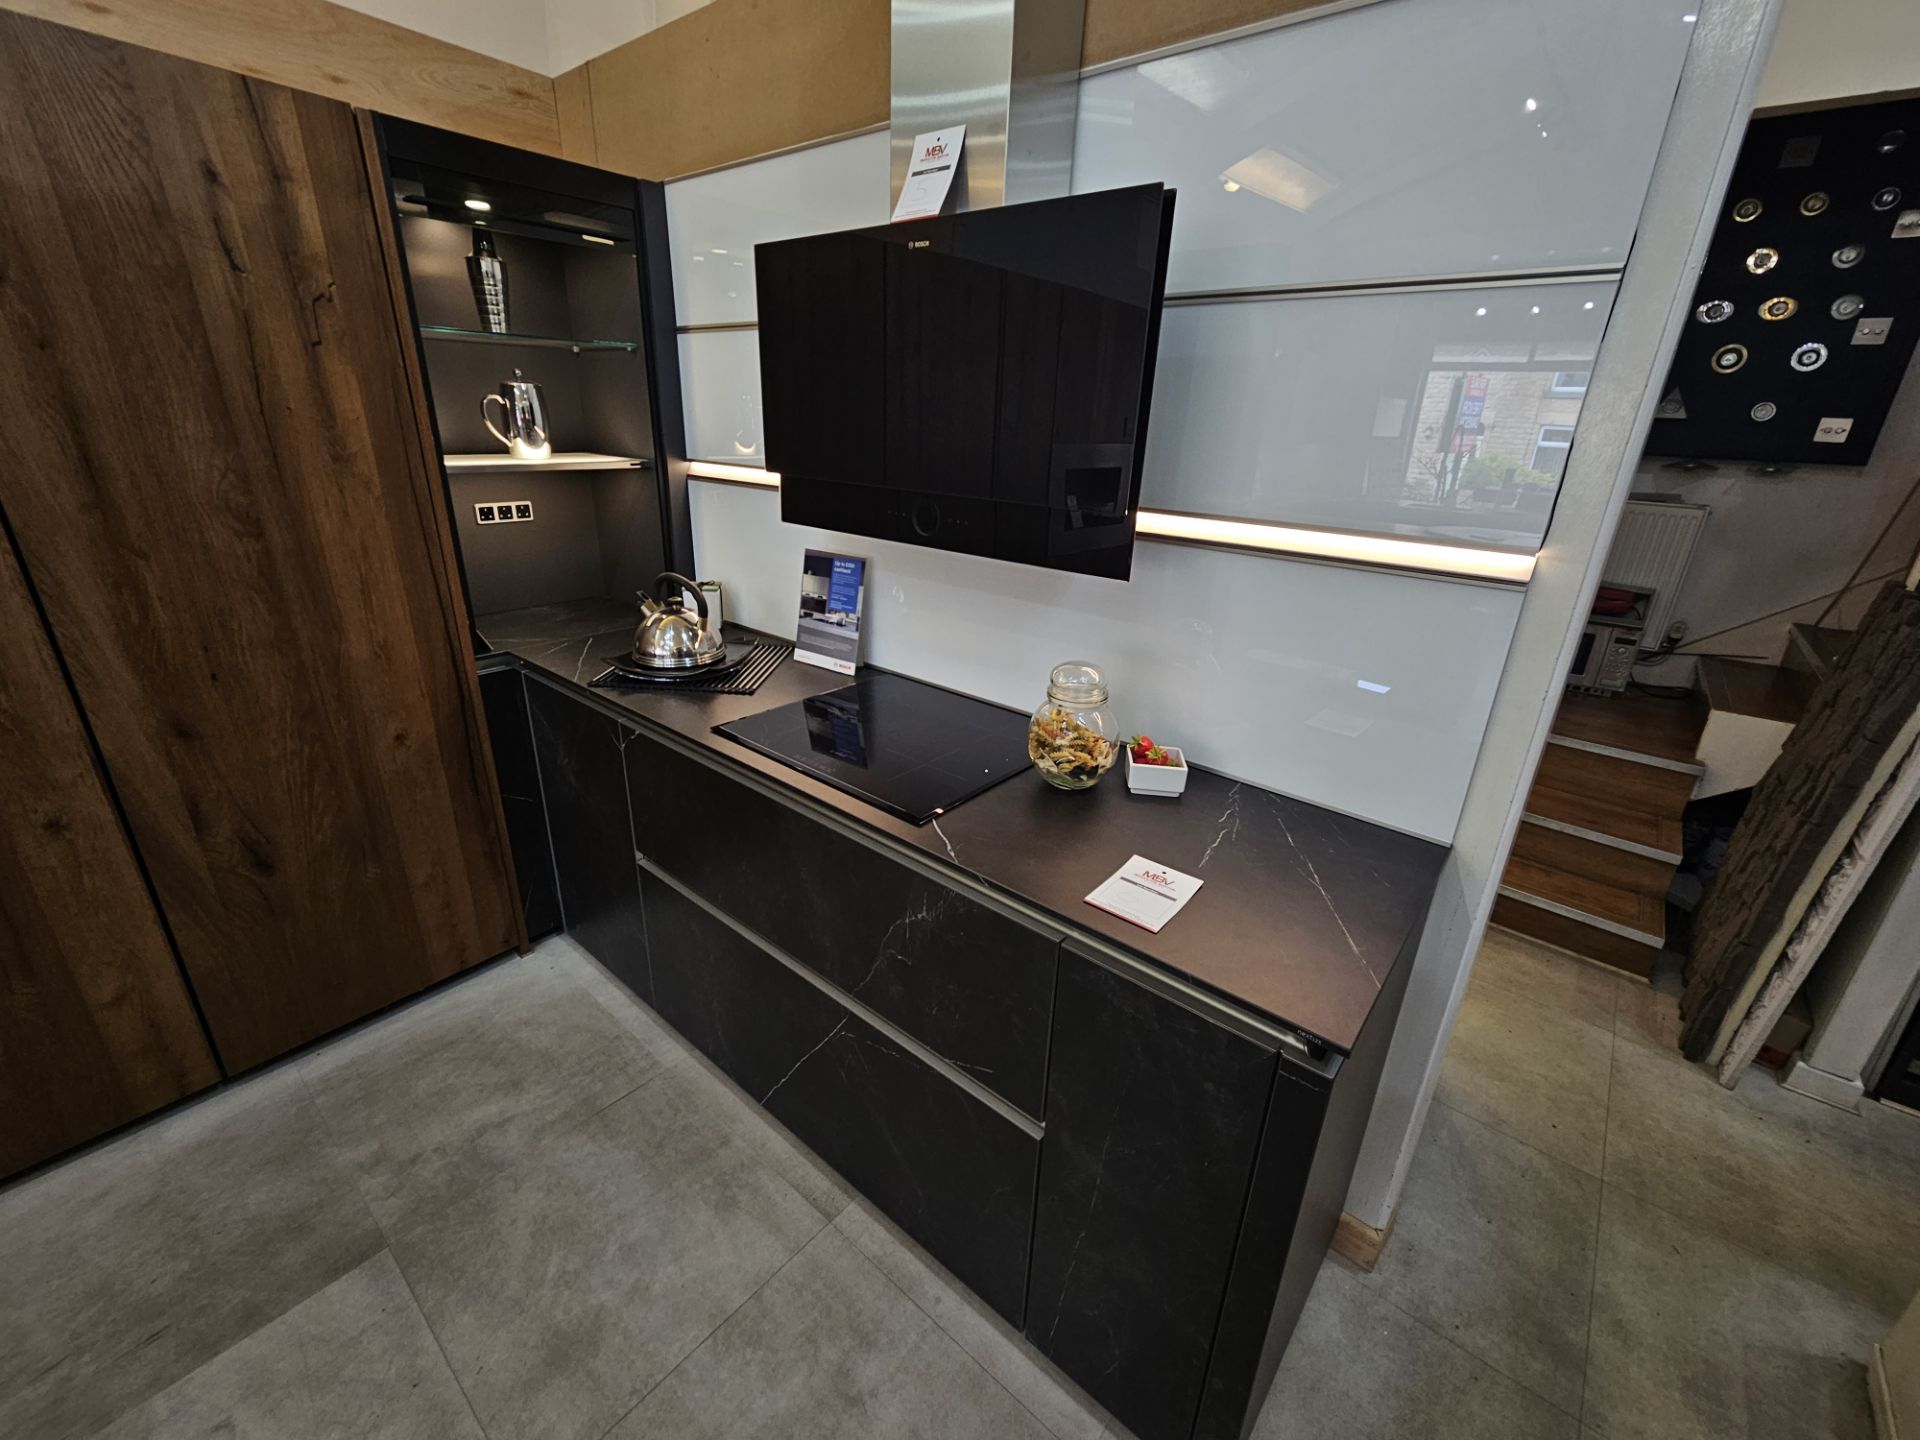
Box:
left=1028, top=660, right=1120, bottom=790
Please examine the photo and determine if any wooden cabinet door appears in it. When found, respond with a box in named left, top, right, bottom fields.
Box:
left=0, top=530, right=219, bottom=1179
left=0, top=14, right=519, bottom=1072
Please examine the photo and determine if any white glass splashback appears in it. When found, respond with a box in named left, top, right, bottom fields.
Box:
left=1074, top=0, right=1695, bottom=293
left=690, top=480, right=1521, bottom=843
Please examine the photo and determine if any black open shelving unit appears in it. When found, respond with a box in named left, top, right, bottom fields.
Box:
left=366, top=116, right=690, bottom=628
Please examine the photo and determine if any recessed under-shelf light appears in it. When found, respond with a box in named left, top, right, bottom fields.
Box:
left=683, top=463, right=1535, bottom=582
left=464, top=199, right=492, bottom=212
left=581, top=233, right=616, bottom=245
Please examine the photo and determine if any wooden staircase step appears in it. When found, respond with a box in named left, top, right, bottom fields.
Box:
left=1511, top=818, right=1679, bottom=896
left=1699, top=656, right=1816, bottom=725
left=1491, top=894, right=1663, bottom=978
left=1523, top=783, right=1684, bottom=859
left=1552, top=688, right=1709, bottom=766
left=1534, top=742, right=1699, bottom=814
left=1502, top=854, right=1666, bottom=939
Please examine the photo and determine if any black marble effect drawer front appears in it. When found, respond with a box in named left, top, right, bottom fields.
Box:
left=480, top=668, right=561, bottom=942
left=641, top=867, right=1038, bottom=1325
left=1027, top=943, right=1280, bottom=1440
left=526, top=680, right=650, bottom=1001
left=626, top=728, right=1058, bottom=1119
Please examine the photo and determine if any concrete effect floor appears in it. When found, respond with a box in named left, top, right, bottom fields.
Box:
left=4, top=929, right=1918, bottom=1440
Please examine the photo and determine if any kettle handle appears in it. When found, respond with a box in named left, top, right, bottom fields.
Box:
left=481, top=392, right=513, bottom=449
left=653, top=572, right=707, bottom=624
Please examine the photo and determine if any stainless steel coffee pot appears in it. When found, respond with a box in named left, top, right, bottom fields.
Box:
left=481, top=369, right=550, bottom=462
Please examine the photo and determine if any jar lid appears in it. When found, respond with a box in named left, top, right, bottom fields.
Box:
left=1047, top=659, right=1109, bottom=706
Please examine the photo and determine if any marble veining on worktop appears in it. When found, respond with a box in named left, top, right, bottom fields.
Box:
left=478, top=598, right=1446, bottom=1054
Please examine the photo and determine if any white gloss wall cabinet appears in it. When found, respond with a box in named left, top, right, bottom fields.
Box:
left=1146, top=281, right=1615, bottom=549
left=1074, top=0, right=1696, bottom=293
left=679, top=329, right=766, bottom=463
left=690, top=480, right=1521, bottom=844
left=667, top=130, right=890, bottom=325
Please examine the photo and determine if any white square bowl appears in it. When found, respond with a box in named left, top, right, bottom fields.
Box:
left=1126, top=746, right=1189, bottom=797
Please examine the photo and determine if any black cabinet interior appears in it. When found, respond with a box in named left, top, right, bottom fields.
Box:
left=480, top=668, right=561, bottom=942
left=624, top=724, right=1058, bottom=1119
left=1027, top=943, right=1280, bottom=1440
left=524, top=679, right=650, bottom=997
left=640, top=866, right=1039, bottom=1324
left=369, top=116, right=685, bottom=622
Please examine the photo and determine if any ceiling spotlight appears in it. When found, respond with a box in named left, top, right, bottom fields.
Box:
left=1525, top=97, right=1538, bottom=112
left=1222, top=179, right=1241, bottom=192
left=1530, top=305, right=1541, bottom=314
left=1584, top=301, right=1595, bottom=309
left=1475, top=307, right=1488, bottom=317
left=1682, top=12, right=1697, bottom=21
left=463, top=199, right=491, bottom=212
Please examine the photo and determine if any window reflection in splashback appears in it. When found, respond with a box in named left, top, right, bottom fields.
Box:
left=1142, top=282, right=1615, bottom=550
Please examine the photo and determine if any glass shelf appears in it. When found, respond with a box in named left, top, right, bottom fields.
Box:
left=419, top=325, right=638, bottom=353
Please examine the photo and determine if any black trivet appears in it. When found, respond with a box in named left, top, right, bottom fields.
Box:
left=591, top=640, right=790, bottom=695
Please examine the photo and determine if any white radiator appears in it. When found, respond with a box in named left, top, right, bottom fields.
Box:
left=1601, top=499, right=1710, bottom=646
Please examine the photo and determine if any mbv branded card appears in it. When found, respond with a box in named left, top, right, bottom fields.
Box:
left=1084, top=855, right=1203, bottom=934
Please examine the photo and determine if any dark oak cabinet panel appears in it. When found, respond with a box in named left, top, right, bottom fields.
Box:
left=480, top=668, right=561, bottom=942
left=626, top=727, right=1058, bottom=1119
left=0, top=532, right=220, bottom=1179
left=642, top=867, right=1038, bottom=1324
left=526, top=680, right=650, bottom=998
left=1027, top=942, right=1280, bottom=1440
left=0, top=14, right=520, bottom=1072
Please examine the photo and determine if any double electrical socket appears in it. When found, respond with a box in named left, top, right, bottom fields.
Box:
left=475, top=500, right=533, bottom=525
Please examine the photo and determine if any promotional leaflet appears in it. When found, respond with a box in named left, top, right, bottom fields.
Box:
left=891, top=125, right=966, bottom=222
left=794, top=549, right=867, bottom=674
left=1084, top=855, right=1204, bottom=934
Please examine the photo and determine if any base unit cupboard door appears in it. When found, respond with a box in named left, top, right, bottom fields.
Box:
left=1027, top=942, right=1282, bottom=1440
left=626, top=726, right=1058, bottom=1120
left=0, top=14, right=520, bottom=1072
left=525, top=682, right=650, bottom=997
left=0, top=532, right=221, bottom=1179
left=480, top=668, right=561, bottom=942
left=640, top=865, right=1039, bottom=1325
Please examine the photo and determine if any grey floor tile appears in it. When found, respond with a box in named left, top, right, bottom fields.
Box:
left=1583, top=1187, right=1881, bottom=1440
left=1252, top=1260, right=1581, bottom=1440
left=551, top=934, right=854, bottom=1221
left=87, top=1251, right=483, bottom=1440
left=1604, top=1034, right=1920, bottom=1316
left=834, top=1199, right=1108, bottom=1440
left=1436, top=957, right=1615, bottom=1176
left=543, top=933, right=697, bottom=1069
left=390, top=1062, right=835, bottom=1440
left=1612, top=951, right=1686, bottom=1057
left=607, top=1226, right=1054, bottom=1440
left=1476, top=928, right=1624, bottom=1032
left=1361, top=1104, right=1601, bottom=1414
left=0, top=1069, right=383, bottom=1440
left=301, top=945, right=668, bottom=1236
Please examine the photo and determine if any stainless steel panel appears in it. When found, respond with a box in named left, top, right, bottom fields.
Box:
left=889, top=0, right=1084, bottom=211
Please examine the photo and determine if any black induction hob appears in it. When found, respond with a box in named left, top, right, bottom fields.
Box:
left=714, top=671, right=1031, bottom=824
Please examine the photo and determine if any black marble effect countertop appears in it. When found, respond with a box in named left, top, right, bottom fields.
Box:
left=476, top=597, right=1447, bottom=1055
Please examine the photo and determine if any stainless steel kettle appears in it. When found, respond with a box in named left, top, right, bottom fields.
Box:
left=481, top=369, right=550, bottom=462
left=632, top=572, right=725, bottom=670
